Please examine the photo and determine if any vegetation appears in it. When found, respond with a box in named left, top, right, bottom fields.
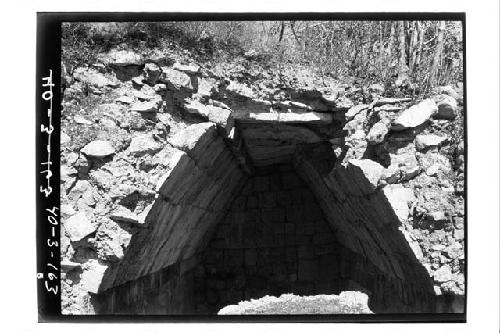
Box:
left=63, top=20, right=463, bottom=94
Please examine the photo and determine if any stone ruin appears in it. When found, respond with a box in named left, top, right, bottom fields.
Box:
left=92, top=103, right=435, bottom=315
left=61, top=50, right=464, bottom=315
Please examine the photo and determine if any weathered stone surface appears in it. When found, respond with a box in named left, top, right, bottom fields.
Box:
left=95, top=218, right=132, bottom=262
left=205, top=106, right=232, bottom=127
left=130, top=100, right=161, bottom=113
left=415, top=134, right=446, bottom=151
left=100, top=117, right=117, bottom=129
left=64, top=212, right=96, bottom=242
left=226, top=81, right=257, bottom=99
left=74, top=115, right=93, bottom=125
left=132, top=76, right=144, bottom=86
left=435, top=85, right=460, bottom=101
left=401, top=165, right=421, bottom=181
left=173, top=62, right=200, bottom=75
left=168, top=122, right=216, bottom=152
left=369, top=83, right=385, bottom=95
left=234, top=111, right=332, bottom=124
left=439, top=281, right=464, bottom=296
left=154, top=153, right=187, bottom=193
left=425, top=164, right=441, bottom=176
left=380, top=165, right=401, bottom=184
left=144, top=62, right=162, bottom=85
left=196, top=77, right=218, bottom=98
left=80, top=260, right=108, bottom=293
left=243, top=126, right=321, bottom=145
left=375, top=104, right=402, bottom=112
left=373, top=97, right=412, bottom=107
left=281, top=112, right=333, bottom=123
left=427, top=211, right=447, bottom=222
left=95, top=103, right=124, bottom=117
left=61, top=131, right=71, bottom=145
left=184, top=100, right=232, bottom=126
left=431, top=244, right=446, bottom=252
left=434, top=95, right=458, bottom=120
left=275, top=100, right=313, bottom=113
left=218, top=292, right=373, bottom=314
left=240, top=124, right=323, bottom=166
left=61, top=260, right=82, bottom=272
left=392, top=99, right=437, bottom=130
left=129, top=134, right=162, bottom=156
left=133, top=87, right=158, bottom=101
left=108, top=184, right=138, bottom=202
left=383, top=185, right=415, bottom=222
left=443, top=242, right=463, bottom=260
left=285, top=88, right=334, bottom=111
left=73, top=67, right=120, bottom=88
left=367, top=121, right=389, bottom=144
left=345, top=104, right=368, bottom=120
left=160, top=67, right=193, bottom=91
left=109, top=206, right=139, bottom=224
left=347, top=159, right=385, bottom=191
left=386, top=143, right=421, bottom=181
left=67, top=179, right=92, bottom=202
left=454, top=229, right=464, bottom=241
left=227, top=97, right=273, bottom=115
left=407, top=237, right=424, bottom=261
left=81, top=140, right=115, bottom=158
left=105, top=50, right=143, bottom=66
left=102, top=49, right=143, bottom=80
left=418, top=151, right=453, bottom=175
left=59, top=173, right=74, bottom=194
left=61, top=204, right=76, bottom=218
left=334, top=96, right=354, bottom=109
left=150, top=145, right=183, bottom=168
left=89, top=169, right=114, bottom=190
left=433, top=265, right=453, bottom=283
left=115, top=95, right=134, bottom=104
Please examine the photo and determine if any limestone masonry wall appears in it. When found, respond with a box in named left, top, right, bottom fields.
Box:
left=98, top=123, right=248, bottom=292
left=295, top=144, right=436, bottom=312
left=200, top=165, right=348, bottom=313
left=97, top=161, right=435, bottom=314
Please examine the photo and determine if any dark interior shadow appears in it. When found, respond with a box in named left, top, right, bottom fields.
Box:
left=93, top=156, right=439, bottom=315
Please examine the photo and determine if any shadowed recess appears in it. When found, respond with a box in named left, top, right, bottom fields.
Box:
left=94, top=119, right=435, bottom=314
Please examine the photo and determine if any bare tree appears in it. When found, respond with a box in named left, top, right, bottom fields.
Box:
left=397, top=21, right=407, bottom=78
left=429, top=21, right=446, bottom=87
left=278, top=21, right=285, bottom=44
left=414, top=21, right=425, bottom=71
left=409, top=21, right=418, bottom=75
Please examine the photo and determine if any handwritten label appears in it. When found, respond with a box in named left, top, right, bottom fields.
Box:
left=37, top=206, right=60, bottom=295
left=37, top=70, right=59, bottom=296
left=40, top=70, right=54, bottom=197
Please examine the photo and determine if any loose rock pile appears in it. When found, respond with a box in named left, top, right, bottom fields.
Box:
left=338, top=89, right=465, bottom=299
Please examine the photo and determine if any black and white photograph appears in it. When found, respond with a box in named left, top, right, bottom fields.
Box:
left=13, top=2, right=496, bottom=330
left=51, top=17, right=467, bottom=318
